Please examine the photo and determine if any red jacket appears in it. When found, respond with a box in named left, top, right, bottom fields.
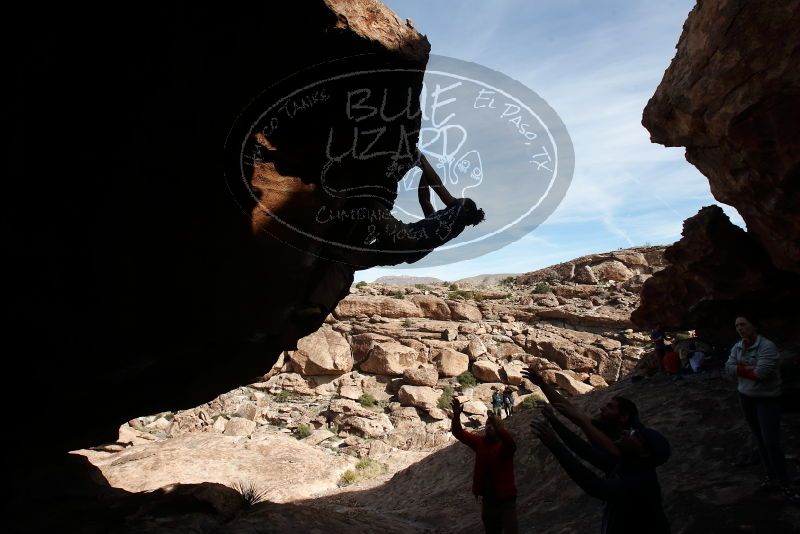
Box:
left=452, top=422, right=517, bottom=500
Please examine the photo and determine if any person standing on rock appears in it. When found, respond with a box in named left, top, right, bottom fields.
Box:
left=451, top=398, right=518, bottom=534
left=491, top=388, right=505, bottom=418
left=503, top=387, right=514, bottom=418
left=725, top=315, right=799, bottom=502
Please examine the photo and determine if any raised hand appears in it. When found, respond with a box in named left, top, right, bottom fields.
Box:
left=451, top=397, right=463, bottom=418
left=530, top=419, right=558, bottom=447
left=541, top=403, right=556, bottom=421
left=551, top=397, right=588, bottom=424
left=522, top=367, right=546, bottom=386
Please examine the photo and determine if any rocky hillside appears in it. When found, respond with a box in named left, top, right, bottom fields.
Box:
left=100, top=247, right=666, bottom=463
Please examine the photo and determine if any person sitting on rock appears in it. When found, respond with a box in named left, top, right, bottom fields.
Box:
left=687, top=342, right=707, bottom=373
left=451, top=398, right=518, bottom=534
left=531, top=412, right=671, bottom=534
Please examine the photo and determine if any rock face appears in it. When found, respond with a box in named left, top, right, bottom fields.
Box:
left=643, top=0, right=800, bottom=274
left=432, top=348, right=470, bottom=377
left=8, top=0, right=431, bottom=468
left=335, top=296, right=423, bottom=320
left=448, top=301, right=483, bottom=322
left=360, top=342, right=421, bottom=376
left=403, top=365, right=439, bottom=387
left=633, top=207, right=800, bottom=344
left=80, top=432, right=354, bottom=503
left=397, top=386, right=441, bottom=410
left=263, top=246, right=663, bottom=411
left=637, top=1, right=800, bottom=347
left=472, top=360, right=503, bottom=383
left=290, top=326, right=353, bottom=375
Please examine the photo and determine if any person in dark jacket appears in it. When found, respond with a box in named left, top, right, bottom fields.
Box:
left=523, top=367, right=638, bottom=457
left=531, top=412, right=670, bottom=534
left=452, top=398, right=518, bottom=534
left=503, top=387, right=514, bottom=418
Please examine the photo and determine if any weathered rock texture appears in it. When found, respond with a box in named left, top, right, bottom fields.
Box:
left=7, top=0, right=430, bottom=470
left=636, top=0, right=800, bottom=347
left=633, top=207, right=800, bottom=344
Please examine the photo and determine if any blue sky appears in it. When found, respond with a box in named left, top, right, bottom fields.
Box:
left=356, top=0, right=744, bottom=282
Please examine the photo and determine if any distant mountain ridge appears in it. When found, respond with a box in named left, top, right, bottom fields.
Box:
left=371, top=275, right=444, bottom=286
left=371, top=273, right=519, bottom=287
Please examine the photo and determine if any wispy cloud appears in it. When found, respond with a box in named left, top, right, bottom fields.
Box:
left=357, top=0, right=740, bottom=282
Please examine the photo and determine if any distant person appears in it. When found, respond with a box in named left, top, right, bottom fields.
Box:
left=492, top=388, right=505, bottom=417
left=503, top=387, right=514, bottom=418
left=650, top=325, right=666, bottom=373
left=725, top=315, right=799, bottom=502
left=451, top=398, right=518, bottom=534
left=531, top=413, right=671, bottom=534
left=326, top=398, right=334, bottom=429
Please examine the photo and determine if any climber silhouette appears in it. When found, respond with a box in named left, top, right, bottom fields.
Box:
left=451, top=398, right=518, bottom=534
left=287, top=149, right=484, bottom=344
left=417, top=152, right=458, bottom=217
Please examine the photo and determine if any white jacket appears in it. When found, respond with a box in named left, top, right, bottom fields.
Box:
left=725, top=335, right=781, bottom=397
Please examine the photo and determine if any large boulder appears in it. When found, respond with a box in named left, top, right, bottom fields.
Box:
left=330, top=399, right=394, bottom=438
left=410, top=295, right=451, bottom=320
left=633, top=207, right=800, bottom=345
left=524, top=330, right=598, bottom=372
left=502, top=361, right=526, bottom=386
left=290, top=326, right=353, bottom=375
left=472, top=359, right=503, bottom=383
left=223, top=417, right=257, bottom=437
left=592, top=260, right=634, bottom=282
left=553, top=371, right=593, bottom=396
left=262, top=373, right=315, bottom=396
left=432, top=348, right=470, bottom=377
left=573, top=265, right=598, bottom=284
left=448, top=301, right=483, bottom=322
left=349, top=333, right=393, bottom=364
left=403, top=365, right=439, bottom=387
left=643, top=0, right=800, bottom=274
left=359, top=342, right=422, bottom=376
left=335, top=296, right=423, bottom=319
left=397, top=385, right=441, bottom=410
left=461, top=400, right=488, bottom=415
left=465, top=338, right=488, bottom=360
